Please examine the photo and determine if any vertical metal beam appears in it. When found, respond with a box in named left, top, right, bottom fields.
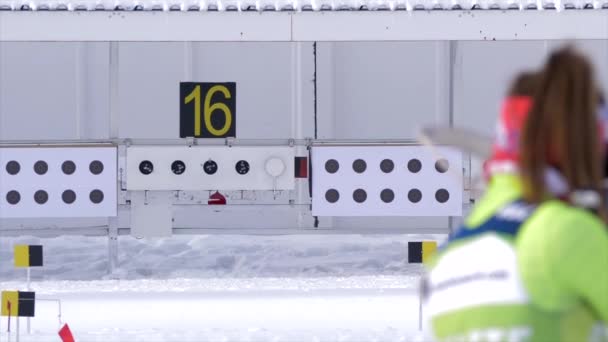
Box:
left=434, top=41, right=451, bottom=127
left=107, top=216, right=119, bottom=276
left=109, top=42, right=120, bottom=139
left=449, top=41, right=457, bottom=129
left=291, top=41, right=307, bottom=228
left=313, top=42, right=336, bottom=229
left=315, top=42, right=335, bottom=140
left=74, top=42, right=86, bottom=139
left=435, top=40, right=461, bottom=234
left=448, top=40, right=460, bottom=235
left=108, top=42, right=120, bottom=274
left=418, top=291, right=423, bottom=331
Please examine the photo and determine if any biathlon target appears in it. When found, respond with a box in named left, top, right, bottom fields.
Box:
left=311, top=145, right=462, bottom=216
left=126, top=146, right=294, bottom=191
left=0, top=146, right=117, bottom=218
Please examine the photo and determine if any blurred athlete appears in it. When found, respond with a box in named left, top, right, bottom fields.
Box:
left=483, top=71, right=539, bottom=179
left=424, top=47, right=608, bottom=342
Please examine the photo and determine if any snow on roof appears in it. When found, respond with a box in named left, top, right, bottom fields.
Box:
left=1, top=0, right=607, bottom=11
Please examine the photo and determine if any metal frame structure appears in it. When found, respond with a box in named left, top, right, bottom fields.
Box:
left=1, top=4, right=604, bottom=274
left=1, top=10, right=607, bottom=41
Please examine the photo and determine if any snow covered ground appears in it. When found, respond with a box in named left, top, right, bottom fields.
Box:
left=0, top=234, right=443, bottom=341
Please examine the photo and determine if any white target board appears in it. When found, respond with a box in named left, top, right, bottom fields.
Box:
left=0, top=146, right=117, bottom=218
left=311, top=145, right=462, bottom=216
left=126, top=146, right=295, bottom=191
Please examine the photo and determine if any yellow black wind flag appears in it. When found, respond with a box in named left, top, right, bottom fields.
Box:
left=408, top=241, right=438, bottom=263
left=14, top=245, right=43, bottom=267
left=1, top=291, right=35, bottom=317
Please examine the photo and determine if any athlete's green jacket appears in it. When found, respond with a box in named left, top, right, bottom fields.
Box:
left=425, top=173, right=608, bottom=341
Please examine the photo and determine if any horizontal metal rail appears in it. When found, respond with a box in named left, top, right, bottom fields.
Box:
left=0, top=226, right=451, bottom=237
left=0, top=138, right=422, bottom=147
left=1, top=10, right=607, bottom=42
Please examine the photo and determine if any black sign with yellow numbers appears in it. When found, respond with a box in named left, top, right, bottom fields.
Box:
left=180, top=82, right=236, bottom=138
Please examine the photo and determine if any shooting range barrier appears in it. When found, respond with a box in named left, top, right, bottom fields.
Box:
left=1, top=3, right=604, bottom=333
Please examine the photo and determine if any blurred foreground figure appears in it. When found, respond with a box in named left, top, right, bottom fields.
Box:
left=424, top=47, right=608, bottom=342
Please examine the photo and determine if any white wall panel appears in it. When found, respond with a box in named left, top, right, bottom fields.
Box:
left=0, top=42, right=110, bottom=141
left=0, top=42, right=79, bottom=140
left=328, top=42, right=445, bottom=140
left=452, top=41, right=547, bottom=136
left=116, top=42, right=185, bottom=139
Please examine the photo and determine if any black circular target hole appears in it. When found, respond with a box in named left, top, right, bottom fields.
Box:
left=435, top=159, right=450, bottom=173
left=203, top=160, right=218, bottom=175
left=34, top=160, right=48, bottom=175
left=34, top=190, right=48, bottom=204
left=325, top=189, right=340, bottom=203
left=407, top=159, right=422, bottom=173
left=325, top=159, right=339, bottom=174
left=380, top=159, right=394, bottom=173
left=6, top=190, right=20, bottom=205
left=436, top=189, right=450, bottom=203
left=408, top=189, right=422, bottom=203
left=62, top=160, right=76, bottom=175
left=139, top=160, right=154, bottom=175
left=381, top=189, right=395, bottom=203
left=352, top=159, right=367, bottom=173
left=6, top=161, right=20, bottom=175
left=171, top=160, right=186, bottom=175
left=89, top=160, right=104, bottom=175
left=235, top=160, right=250, bottom=175
left=89, top=189, right=104, bottom=204
left=353, top=189, right=367, bottom=203
left=62, top=190, right=76, bottom=204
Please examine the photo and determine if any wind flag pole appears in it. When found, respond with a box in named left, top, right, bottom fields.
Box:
left=7, top=301, right=11, bottom=333
left=14, top=245, right=43, bottom=335
left=26, top=268, right=30, bottom=335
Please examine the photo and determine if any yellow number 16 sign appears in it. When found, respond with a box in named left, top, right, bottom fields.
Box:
left=180, top=82, right=236, bottom=138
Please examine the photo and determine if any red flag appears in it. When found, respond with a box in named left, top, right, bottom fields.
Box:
left=59, top=323, right=75, bottom=342
left=294, top=157, right=308, bottom=178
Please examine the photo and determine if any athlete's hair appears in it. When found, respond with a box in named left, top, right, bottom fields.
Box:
left=520, top=47, right=604, bottom=212
left=507, top=71, right=541, bottom=97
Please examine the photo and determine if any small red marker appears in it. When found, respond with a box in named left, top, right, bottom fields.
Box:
left=59, top=323, right=75, bottom=342
left=208, top=191, right=227, bottom=205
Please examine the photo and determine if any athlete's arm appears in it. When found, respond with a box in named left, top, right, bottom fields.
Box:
left=552, top=212, right=608, bottom=321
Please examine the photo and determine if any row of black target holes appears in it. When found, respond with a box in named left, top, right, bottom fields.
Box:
left=4, top=160, right=105, bottom=175
left=4, top=189, right=105, bottom=205
left=324, top=188, right=450, bottom=204
left=324, top=158, right=449, bottom=174
left=138, top=160, right=250, bottom=175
